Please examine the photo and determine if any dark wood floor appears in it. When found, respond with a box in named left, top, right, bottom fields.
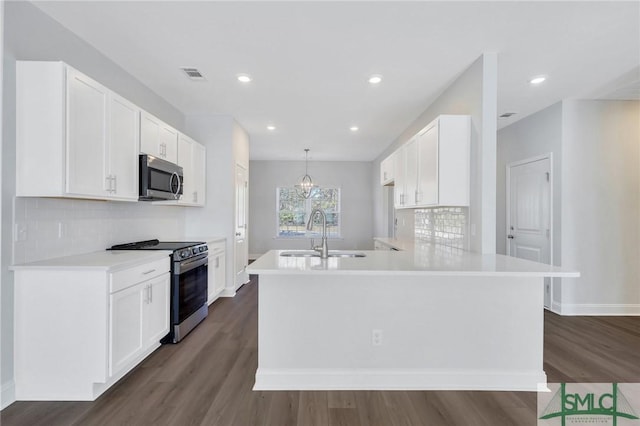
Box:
left=2, top=276, right=639, bottom=426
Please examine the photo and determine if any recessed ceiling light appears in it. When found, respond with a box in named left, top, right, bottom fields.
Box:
left=237, top=74, right=252, bottom=83
left=267, top=125, right=276, bottom=131
left=368, top=74, right=383, bottom=85
left=529, top=76, right=547, bottom=85
left=350, top=126, right=359, bottom=132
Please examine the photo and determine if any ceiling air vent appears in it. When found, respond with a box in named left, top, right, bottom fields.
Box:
left=499, top=112, right=517, bottom=118
left=180, top=67, right=206, bottom=81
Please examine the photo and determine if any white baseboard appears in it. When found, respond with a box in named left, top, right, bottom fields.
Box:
left=219, top=288, right=236, bottom=298
left=253, top=368, right=547, bottom=392
left=552, top=302, right=640, bottom=316
left=1, top=380, right=16, bottom=410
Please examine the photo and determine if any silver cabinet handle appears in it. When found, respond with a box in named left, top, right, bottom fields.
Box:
left=142, top=269, right=156, bottom=275
left=149, top=284, right=153, bottom=303
left=105, top=175, right=115, bottom=193
left=507, top=235, right=515, bottom=239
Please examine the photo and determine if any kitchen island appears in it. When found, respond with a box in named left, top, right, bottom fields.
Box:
left=247, top=247, right=578, bottom=391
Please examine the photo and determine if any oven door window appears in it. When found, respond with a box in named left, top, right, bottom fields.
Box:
left=149, top=169, right=174, bottom=193
left=175, top=262, right=208, bottom=323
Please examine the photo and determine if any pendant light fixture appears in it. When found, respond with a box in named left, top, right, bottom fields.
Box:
left=295, top=148, right=316, bottom=199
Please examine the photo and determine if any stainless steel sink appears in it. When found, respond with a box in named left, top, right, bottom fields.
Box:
left=280, top=250, right=366, bottom=258
left=279, top=250, right=318, bottom=257
left=328, top=250, right=366, bottom=258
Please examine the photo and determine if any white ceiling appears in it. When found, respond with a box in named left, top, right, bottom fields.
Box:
left=32, top=1, right=640, bottom=161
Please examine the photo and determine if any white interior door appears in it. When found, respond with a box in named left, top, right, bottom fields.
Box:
left=235, top=164, right=249, bottom=288
left=507, top=156, right=552, bottom=307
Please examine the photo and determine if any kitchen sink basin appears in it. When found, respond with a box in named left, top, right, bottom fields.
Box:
left=280, top=250, right=366, bottom=258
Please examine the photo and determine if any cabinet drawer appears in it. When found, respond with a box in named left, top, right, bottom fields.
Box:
left=207, top=241, right=225, bottom=253
left=110, top=257, right=170, bottom=293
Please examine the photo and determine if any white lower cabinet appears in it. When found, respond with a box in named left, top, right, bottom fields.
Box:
left=110, top=273, right=169, bottom=377
left=13, top=253, right=170, bottom=401
left=207, top=240, right=226, bottom=304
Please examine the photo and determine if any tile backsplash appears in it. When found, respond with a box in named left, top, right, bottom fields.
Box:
left=13, top=197, right=186, bottom=264
left=415, top=207, right=468, bottom=250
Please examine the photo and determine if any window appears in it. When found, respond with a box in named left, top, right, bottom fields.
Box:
left=277, top=187, right=341, bottom=238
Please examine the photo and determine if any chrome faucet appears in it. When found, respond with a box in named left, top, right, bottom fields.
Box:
left=306, top=208, right=329, bottom=259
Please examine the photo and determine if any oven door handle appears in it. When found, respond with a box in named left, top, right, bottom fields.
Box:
left=175, top=254, right=208, bottom=274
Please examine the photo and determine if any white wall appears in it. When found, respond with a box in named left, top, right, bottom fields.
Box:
left=497, top=99, right=640, bottom=315
left=497, top=102, right=563, bottom=302
left=184, top=115, right=250, bottom=294
left=1, top=2, right=189, bottom=408
left=372, top=54, right=497, bottom=253
left=249, top=160, right=374, bottom=256
left=560, top=100, right=640, bottom=314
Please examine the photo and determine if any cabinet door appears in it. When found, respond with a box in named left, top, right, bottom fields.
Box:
left=160, top=125, right=178, bottom=164
left=214, top=254, right=225, bottom=296
left=416, top=123, right=438, bottom=206
left=380, top=154, right=395, bottom=185
left=143, top=274, right=170, bottom=347
left=192, top=142, right=206, bottom=205
left=394, top=146, right=405, bottom=208
left=110, top=283, right=144, bottom=377
left=66, top=68, right=108, bottom=197
left=140, top=111, right=178, bottom=163
left=404, top=138, right=418, bottom=207
left=140, top=111, right=161, bottom=158
left=109, top=94, right=139, bottom=200
left=177, top=134, right=194, bottom=203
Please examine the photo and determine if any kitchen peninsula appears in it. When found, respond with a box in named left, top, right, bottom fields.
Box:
left=247, top=247, right=578, bottom=391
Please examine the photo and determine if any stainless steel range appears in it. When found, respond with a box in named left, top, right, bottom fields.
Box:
left=109, top=239, right=208, bottom=343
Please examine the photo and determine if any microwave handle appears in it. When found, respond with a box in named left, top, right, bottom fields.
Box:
left=170, top=172, right=181, bottom=199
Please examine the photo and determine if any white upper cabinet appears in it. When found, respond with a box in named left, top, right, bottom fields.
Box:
left=393, top=115, right=470, bottom=209
left=173, top=133, right=206, bottom=206
left=17, top=61, right=139, bottom=202
left=65, top=67, right=109, bottom=198
left=108, top=94, right=140, bottom=200
left=177, top=133, right=193, bottom=195
left=415, top=122, right=438, bottom=206
left=140, top=111, right=178, bottom=164
left=394, top=145, right=407, bottom=208
left=191, top=142, right=206, bottom=205
left=380, top=152, right=395, bottom=185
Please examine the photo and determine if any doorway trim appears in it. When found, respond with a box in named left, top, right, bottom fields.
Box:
left=506, top=153, right=554, bottom=309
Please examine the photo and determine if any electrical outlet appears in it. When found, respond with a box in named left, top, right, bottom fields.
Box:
left=372, top=329, right=383, bottom=346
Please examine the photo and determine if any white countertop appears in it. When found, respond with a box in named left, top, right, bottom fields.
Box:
left=247, top=248, right=579, bottom=278
left=373, top=237, right=416, bottom=251
left=11, top=250, right=172, bottom=272
left=185, top=236, right=226, bottom=244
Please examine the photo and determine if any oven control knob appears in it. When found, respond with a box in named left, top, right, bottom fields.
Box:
left=192, top=248, right=198, bottom=255
left=180, top=250, right=188, bottom=259
left=199, top=246, right=205, bottom=253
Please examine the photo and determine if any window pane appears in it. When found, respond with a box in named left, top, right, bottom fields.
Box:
left=277, top=187, right=341, bottom=238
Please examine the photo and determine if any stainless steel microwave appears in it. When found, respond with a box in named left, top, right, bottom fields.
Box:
left=139, top=154, right=183, bottom=201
